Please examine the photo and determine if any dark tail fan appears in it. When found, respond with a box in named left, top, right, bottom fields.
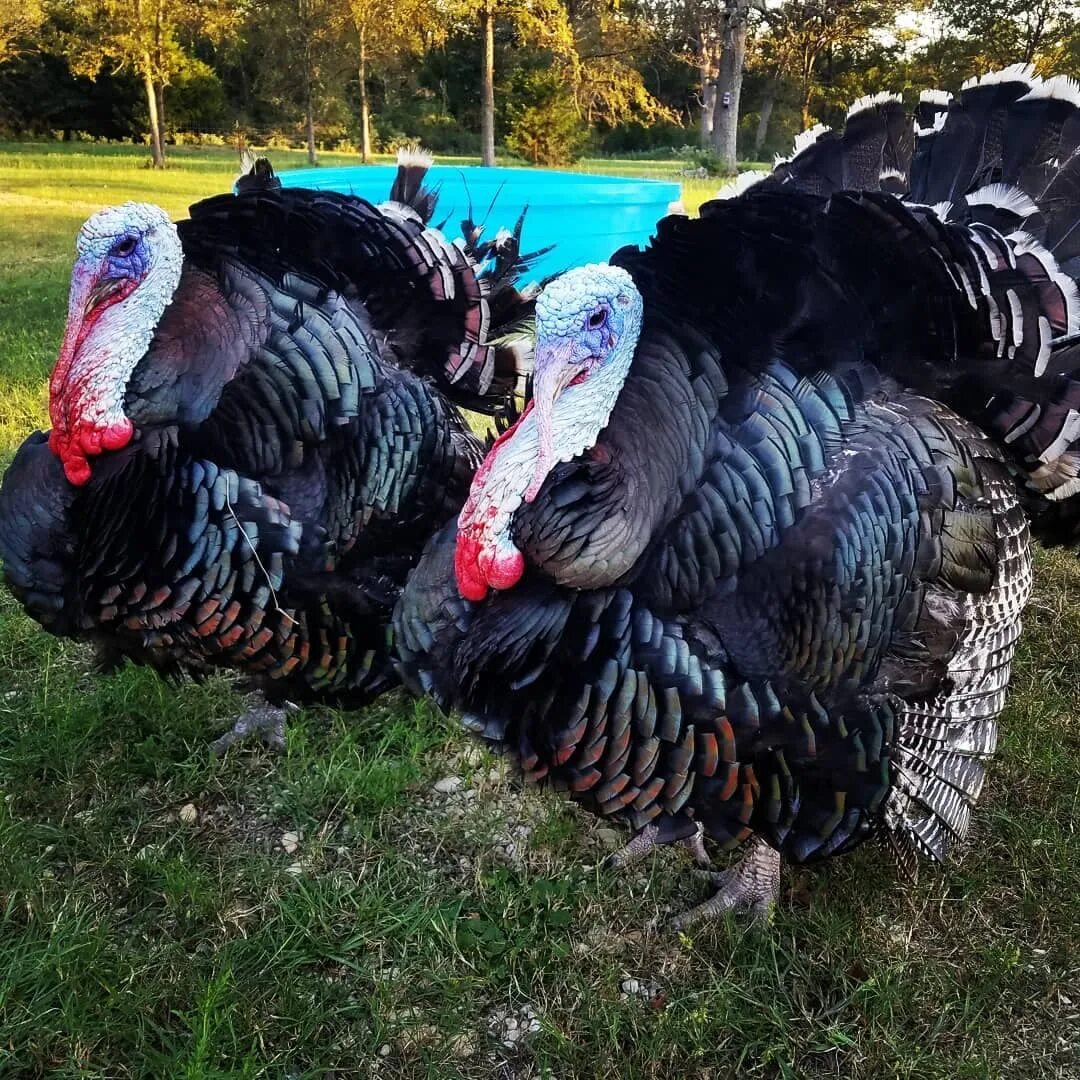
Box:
left=236, top=153, right=281, bottom=195
left=713, top=66, right=1080, bottom=872
left=380, top=151, right=547, bottom=419
left=387, top=146, right=439, bottom=223
left=722, top=66, right=1080, bottom=550
left=222, top=149, right=543, bottom=420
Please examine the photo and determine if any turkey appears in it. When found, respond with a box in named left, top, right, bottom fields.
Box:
left=395, top=66, right=1080, bottom=927
left=0, top=150, right=540, bottom=751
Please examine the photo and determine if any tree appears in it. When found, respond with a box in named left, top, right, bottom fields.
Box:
left=451, top=0, right=574, bottom=166
left=341, top=0, right=437, bottom=161
left=52, top=0, right=238, bottom=166
left=933, top=0, right=1078, bottom=70
left=711, top=0, right=759, bottom=172
left=1, top=0, right=43, bottom=66
left=650, top=0, right=761, bottom=168
left=758, top=0, right=901, bottom=129
left=563, top=0, right=676, bottom=131
left=241, top=0, right=342, bottom=163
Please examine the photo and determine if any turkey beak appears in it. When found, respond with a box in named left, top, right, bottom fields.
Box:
left=526, top=338, right=583, bottom=503
left=85, top=274, right=127, bottom=315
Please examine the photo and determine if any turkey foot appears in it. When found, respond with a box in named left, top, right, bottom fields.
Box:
left=603, top=821, right=710, bottom=873
left=669, top=836, right=781, bottom=931
left=209, top=698, right=296, bottom=755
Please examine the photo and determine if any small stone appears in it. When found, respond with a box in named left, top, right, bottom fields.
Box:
left=378, top=1044, right=391, bottom=1057
left=505, top=1017, right=518, bottom=1031
left=620, top=978, right=641, bottom=996
left=434, top=776, right=463, bottom=794
left=178, top=803, right=198, bottom=825
left=597, top=828, right=621, bottom=847
left=284, top=861, right=304, bottom=875
left=281, top=831, right=300, bottom=853
left=449, top=1032, right=476, bottom=1057
left=461, top=745, right=485, bottom=767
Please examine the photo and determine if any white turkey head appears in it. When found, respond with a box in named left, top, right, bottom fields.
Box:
left=455, top=263, right=643, bottom=601
left=48, top=202, right=183, bottom=486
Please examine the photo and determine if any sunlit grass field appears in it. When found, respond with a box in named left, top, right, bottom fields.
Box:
left=0, top=142, right=1078, bottom=1079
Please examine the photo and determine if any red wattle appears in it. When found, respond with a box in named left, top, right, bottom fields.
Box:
left=454, top=528, right=526, bottom=602
left=455, top=533, right=490, bottom=602
left=47, top=271, right=138, bottom=487
left=51, top=415, right=135, bottom=487
left=454, top=400, right=535, bottom=601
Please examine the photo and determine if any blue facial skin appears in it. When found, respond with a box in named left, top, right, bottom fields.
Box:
left=102, top=233, right=150, bottom=285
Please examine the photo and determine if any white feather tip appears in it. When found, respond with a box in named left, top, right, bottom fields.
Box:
left=1018, top=75, right=1080, bottom=109
left=919, top=89, right=953, bottom=107
left=966, top=183, right=1038, bottom=218
left=715, top=170, right=771, bottom=200
left=791, top=122, right=832, bottom=157
left=396, top=144, right=434, bottom=169
left=961, top=64, right=1039, bottom=92
left=915, top=111, right=949, bottom=137
left=846, top=91, right=902, bottom=119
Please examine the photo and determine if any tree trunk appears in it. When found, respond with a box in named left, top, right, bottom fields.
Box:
left=141, top=58, right=165, bottom=168
left=305, top=66, right=318, bottom=165
left=752, top=78, right=776, bottom=160
left=700, top=70, right=716, bottom=146
left=479, top=0, right=496, bottom=166
left=155, top=82, right=166, bottom=140
left=358, top=27, right=371, bottom=163
left=711, top=0, right=749, bottom=176
left=698, top=28, right=719, bottom=148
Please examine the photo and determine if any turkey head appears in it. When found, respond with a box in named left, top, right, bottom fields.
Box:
left=455, top=263, right=643, bottom=601
left=48, top=202, right=183, bottom=486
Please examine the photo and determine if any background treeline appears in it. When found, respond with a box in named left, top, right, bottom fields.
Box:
left=1, top=0, right=1078, bottom=170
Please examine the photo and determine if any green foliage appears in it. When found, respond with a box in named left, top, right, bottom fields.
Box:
left=681, top=144, right=726, bottom=176
left=597, top=119, right=693, bottom=154
left=0, top=0, right=43, bottom=66
left=164, top=60, right=228, bottom=134
left=932, top=0, right=1079, bottom=70
left=503, top=66, right=586, bottom=165
left=0, top=49, right=140, bottom=139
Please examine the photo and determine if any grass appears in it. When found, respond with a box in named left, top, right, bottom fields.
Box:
left=0, top=141, right=1078, bottom=1079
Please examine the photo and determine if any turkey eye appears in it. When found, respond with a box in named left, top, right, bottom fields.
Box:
left=112, top=236, right=137, bottom=257
left=588, top=310, right=606, bottom=329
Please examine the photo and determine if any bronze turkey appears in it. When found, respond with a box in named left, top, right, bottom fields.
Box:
left=396, top=67, right=1080, bottom=925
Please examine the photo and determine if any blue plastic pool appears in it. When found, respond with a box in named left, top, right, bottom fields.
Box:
left=271, top=165, right=682, bottom=282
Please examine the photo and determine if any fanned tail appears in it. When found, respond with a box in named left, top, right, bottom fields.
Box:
left=722, top=66, right=1080, bottom=546
left=235, top=155, right=282, bottom=195
left=387, top=145, right=438, bottom=223
left=378, top=153, right=547, bottom=418
left=712, top=65, right=1080, bottom=869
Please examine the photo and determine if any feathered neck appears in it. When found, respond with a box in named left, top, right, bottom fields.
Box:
left=454, top=331, right=637, bottom=602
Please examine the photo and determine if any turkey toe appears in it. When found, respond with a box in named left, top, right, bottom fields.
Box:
left=210, top=701, right=292, bottom=755
left=669, top=837, right=780, bottom=931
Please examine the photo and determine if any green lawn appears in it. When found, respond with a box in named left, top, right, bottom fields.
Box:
left=0, top=142, right=1078, bottom=1079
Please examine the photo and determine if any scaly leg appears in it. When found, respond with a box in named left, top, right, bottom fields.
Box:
left=209, top=696, right=296, bottom=755
left=669, top=836, right=781, bottom=930
left=603, top=821, right=711, bottom=873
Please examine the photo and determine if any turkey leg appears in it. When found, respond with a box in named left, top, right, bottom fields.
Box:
left=603, top=821, right=710, bottom=871
left=209, top=694, right=296, bottom=755
left=669, top=835, right=780, bottom=930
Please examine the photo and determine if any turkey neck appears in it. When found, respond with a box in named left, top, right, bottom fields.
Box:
left=455, top=338, right=636, bottom=602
